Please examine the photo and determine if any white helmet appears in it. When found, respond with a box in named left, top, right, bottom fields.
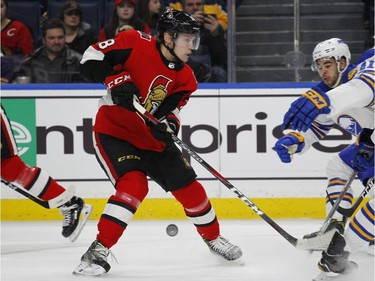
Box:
left=311, top=38, right=351, bottom=87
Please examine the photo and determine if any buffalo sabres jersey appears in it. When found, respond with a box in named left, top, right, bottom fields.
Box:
left=301, top=48, right=374, bottom=151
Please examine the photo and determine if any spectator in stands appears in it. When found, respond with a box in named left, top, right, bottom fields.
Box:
left=1, top=50, right=14, bottom=83
left=59, top=1, right=97, bottom=55
left=167, top=0, right=228, bottom=30
left=136, top=0, right=162, bottom=36
left=99, top=0, right=149, bottom=41
left=1, top=0, right=33, bottom=56
left=182, top=0, right=228, bottom=82
left=17, top=19, right=86, bottom=83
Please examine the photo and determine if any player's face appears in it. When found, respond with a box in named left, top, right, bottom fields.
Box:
left=315, top=57, right=340, bottom=87
left=173, top=34, right=200, bottom=62
left=43, top=28, right=65, bottom=54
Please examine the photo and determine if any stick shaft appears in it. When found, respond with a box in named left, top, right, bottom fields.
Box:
left=321, top=172, right=356, bottom=233
left=133, top=101, right=300, bottom=247
left=337, top=177, right=373, bottom=217
left=1, top=179, right=51, bottom=208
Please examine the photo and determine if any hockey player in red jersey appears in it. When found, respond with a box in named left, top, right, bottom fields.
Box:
left=0, top=104, right=92, bottom=242
left=73, top=9, right=242, bottom=276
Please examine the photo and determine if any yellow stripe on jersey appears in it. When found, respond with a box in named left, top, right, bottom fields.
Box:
left=349, top=202, right=375, bottom=241
left=351, top=221, right=373, bottom=240
left=325, top=194, right=353, bottom=204
left=350, top=219, right=374, bottom=241
left=359, top=74, right=375, bottom=90
left=363, top=203, right=375, bottom=221
left=328, top=178, right=348, bottom=187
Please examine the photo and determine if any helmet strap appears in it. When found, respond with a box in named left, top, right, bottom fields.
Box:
left=332, top=71, right=343, bottom=88
left=332, top=57, right=348, bottom=88
left=162, top=39, right=183, bottom=64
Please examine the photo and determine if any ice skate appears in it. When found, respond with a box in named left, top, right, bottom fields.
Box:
left=312, top=230, right=358, bottom=281
left=312, top=260, right=358, bottom=281
left=204, top=235, right=243, bottom=261
left=73, top=240, right=113, bottom=276
left=58, top=196, right=93, bottom=242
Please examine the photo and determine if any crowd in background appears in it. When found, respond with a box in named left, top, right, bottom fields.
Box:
left=1, top=0, right=373, bottom=84
left=1, top=0, right=233, bottom=84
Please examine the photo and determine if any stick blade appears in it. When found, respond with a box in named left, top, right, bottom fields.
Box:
left=295, top=228, right=337, bottom=251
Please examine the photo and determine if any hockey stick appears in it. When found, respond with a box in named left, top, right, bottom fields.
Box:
left=133, top=100, right=326, bottom=251
left=337, top=176, right=373, bottom=217
left=1, top=178, right=74, bottom=209
left=320, top=171, right=356, bottom=233
left=300, top=172, right=356, bottom=251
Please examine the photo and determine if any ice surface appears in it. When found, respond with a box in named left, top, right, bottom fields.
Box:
left=1, top=219, right=374, bottom=281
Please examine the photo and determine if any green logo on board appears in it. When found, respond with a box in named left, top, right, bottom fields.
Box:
left=2, top=99, right=36, bottom=166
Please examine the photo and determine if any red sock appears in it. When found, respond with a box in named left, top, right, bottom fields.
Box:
left=172, top=180, right=220, bottom=240
left=1, top=156, right=65, bottom=200
left=97, top=170, right=148, bottom=248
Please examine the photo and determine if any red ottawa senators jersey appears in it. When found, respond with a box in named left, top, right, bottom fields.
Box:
left=1, top=20, right=33, bottom=56
left=81, top=29, right=198, bottom=152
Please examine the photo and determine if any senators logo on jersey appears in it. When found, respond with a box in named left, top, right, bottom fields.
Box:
left=144, top=75, right=172, bottom=114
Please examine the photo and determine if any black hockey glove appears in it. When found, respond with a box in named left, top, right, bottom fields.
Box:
left=111, top=82, right=140, bottom=111
left=151, top=118, right=178, bottom=144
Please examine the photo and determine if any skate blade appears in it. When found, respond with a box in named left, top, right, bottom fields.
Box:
left=312, top=261, right=358, bottom=281
left=68, top=204, right=93, bottom=242
left=312, top=271, right=339, bottom=281
left=73, top=261, right=107, bottom=276
left=218, top=257, right=245, bottom=267
left=209, top=250, right=245, bottom=266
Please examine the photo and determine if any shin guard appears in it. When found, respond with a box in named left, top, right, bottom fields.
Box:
left=1, top=155, right=66, bottom=201
left=172, top=180, right=219, bottom=240
left=97, top=171, right=148, bottom=248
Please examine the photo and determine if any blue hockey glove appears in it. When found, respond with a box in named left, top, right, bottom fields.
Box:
left=281, top=89, right=331, bottom=132
left=274, top=132, right=305, bottom=163
left=351, top=128, right=374, bottom=172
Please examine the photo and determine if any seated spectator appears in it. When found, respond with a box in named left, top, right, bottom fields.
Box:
left=1, top=0, right=33, bottom=56
left=182, top=0, right=228, bottom=82
left=16, top=19, right=86, bottom=83
left=1, top=50, right=14, bottom=83
left=136, top=0, right=162, bottom=36
left=59, top=1, right=97, bottom=55
left=167, top=0, right=228, bottom=30
left=99, top=0, right=149, bottom=41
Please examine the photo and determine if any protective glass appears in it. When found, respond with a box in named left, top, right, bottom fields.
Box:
left=174, top=34, right=200, bottom=50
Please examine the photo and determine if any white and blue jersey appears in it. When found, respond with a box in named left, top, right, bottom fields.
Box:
left=292, top=48, right=374, bottom=250
left=299, top=48, right=374, bottom=151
